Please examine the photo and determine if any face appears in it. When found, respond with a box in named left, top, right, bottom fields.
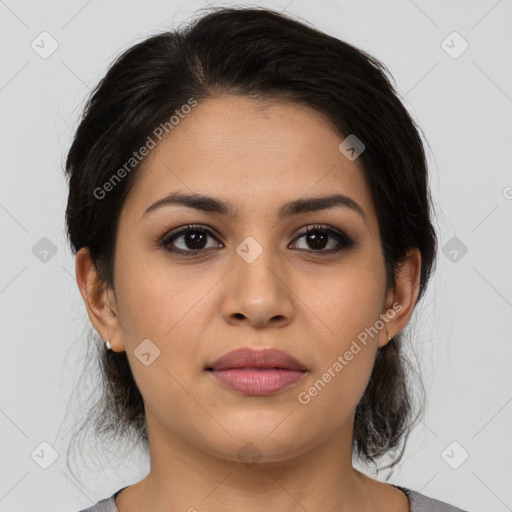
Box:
left=103, top=95, right=399, bottom=464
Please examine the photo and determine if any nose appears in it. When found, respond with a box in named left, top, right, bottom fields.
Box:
left=221, top=244, right=294, bottom=329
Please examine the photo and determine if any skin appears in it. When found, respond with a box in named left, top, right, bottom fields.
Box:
left=76, top=95, right=421, bottom=512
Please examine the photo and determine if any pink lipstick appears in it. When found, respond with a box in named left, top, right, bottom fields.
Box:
left=206, top=347, right=308, bottom=396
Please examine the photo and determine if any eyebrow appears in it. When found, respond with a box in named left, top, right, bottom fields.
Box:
left=141, top=192, right=368, bottom=224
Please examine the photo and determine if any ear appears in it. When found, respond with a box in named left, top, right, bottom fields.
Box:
left=75, top=247, right=123, bottom=352
left=378, top=247, right=422, bottom=348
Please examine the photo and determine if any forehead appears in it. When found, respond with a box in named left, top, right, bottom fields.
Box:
left=121, top=95, right=377, bottom=231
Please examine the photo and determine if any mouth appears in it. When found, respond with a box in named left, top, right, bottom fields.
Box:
left=205, top=347, right=308, bottom=396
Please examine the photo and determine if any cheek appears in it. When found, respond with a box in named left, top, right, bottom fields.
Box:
left=114, top=262, right=210, bottom=428
left=297, top=296, right=380, bottom=432
left=113, top=251, right=216, bottom=397
left=114, top=246, right=211, bottom=340
left=295, top=346, right=377, bottom=443
left=295, top=258, right=384, bottom=413
left=303, top=254, right=386, bottom=346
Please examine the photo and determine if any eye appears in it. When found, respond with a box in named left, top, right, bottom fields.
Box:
left=160, top=224, right=223, bottom=254
left=290, top=224, right=355, bottom=254
left=159, top=223, right=355, bottom=256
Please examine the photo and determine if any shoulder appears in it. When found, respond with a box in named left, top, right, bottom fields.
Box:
left=76, top=487, right=124, bottom=512
left=76, top=497, right=116, bottom=512
left=78, top=484, right=470, bottom=512
left=397, top=485, right=469, bottom=512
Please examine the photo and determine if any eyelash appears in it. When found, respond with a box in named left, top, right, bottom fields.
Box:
left=158, top=224, right=355, bottom=256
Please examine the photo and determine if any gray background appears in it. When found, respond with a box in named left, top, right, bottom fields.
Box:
left=1, top=0, right=511, bottom=511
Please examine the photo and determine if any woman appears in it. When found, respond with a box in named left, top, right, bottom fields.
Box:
left=65, top=6, right=468, bottom=512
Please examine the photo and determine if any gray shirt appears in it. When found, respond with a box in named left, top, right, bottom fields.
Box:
left=77, top=484, right=469, bottom=511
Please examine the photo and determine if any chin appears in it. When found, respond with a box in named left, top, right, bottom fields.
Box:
left=196, top=425, right=316, bottom=466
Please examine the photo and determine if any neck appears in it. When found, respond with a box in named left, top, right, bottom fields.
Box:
left=123, top=412, right=381, bottom=512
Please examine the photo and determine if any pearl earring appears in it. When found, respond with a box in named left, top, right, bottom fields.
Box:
left=105, top=340, right=112, bottom=350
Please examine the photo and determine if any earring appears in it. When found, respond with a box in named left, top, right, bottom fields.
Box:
left=105, top=340, right=112, bottom=350
left=385, top=329, right=392, bottom=342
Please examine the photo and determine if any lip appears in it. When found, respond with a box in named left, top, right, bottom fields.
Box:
left=206, top=348, right=308, bottom=396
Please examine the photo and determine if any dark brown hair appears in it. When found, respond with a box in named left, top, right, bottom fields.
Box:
left=64, top=6, right=437, bottom=478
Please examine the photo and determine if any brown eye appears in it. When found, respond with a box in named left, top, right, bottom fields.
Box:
left=290, top=225, right=355, bottom=253
left=160, top=223, right=355, bottom=256
left=161, top=225, right=223, bottom=254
